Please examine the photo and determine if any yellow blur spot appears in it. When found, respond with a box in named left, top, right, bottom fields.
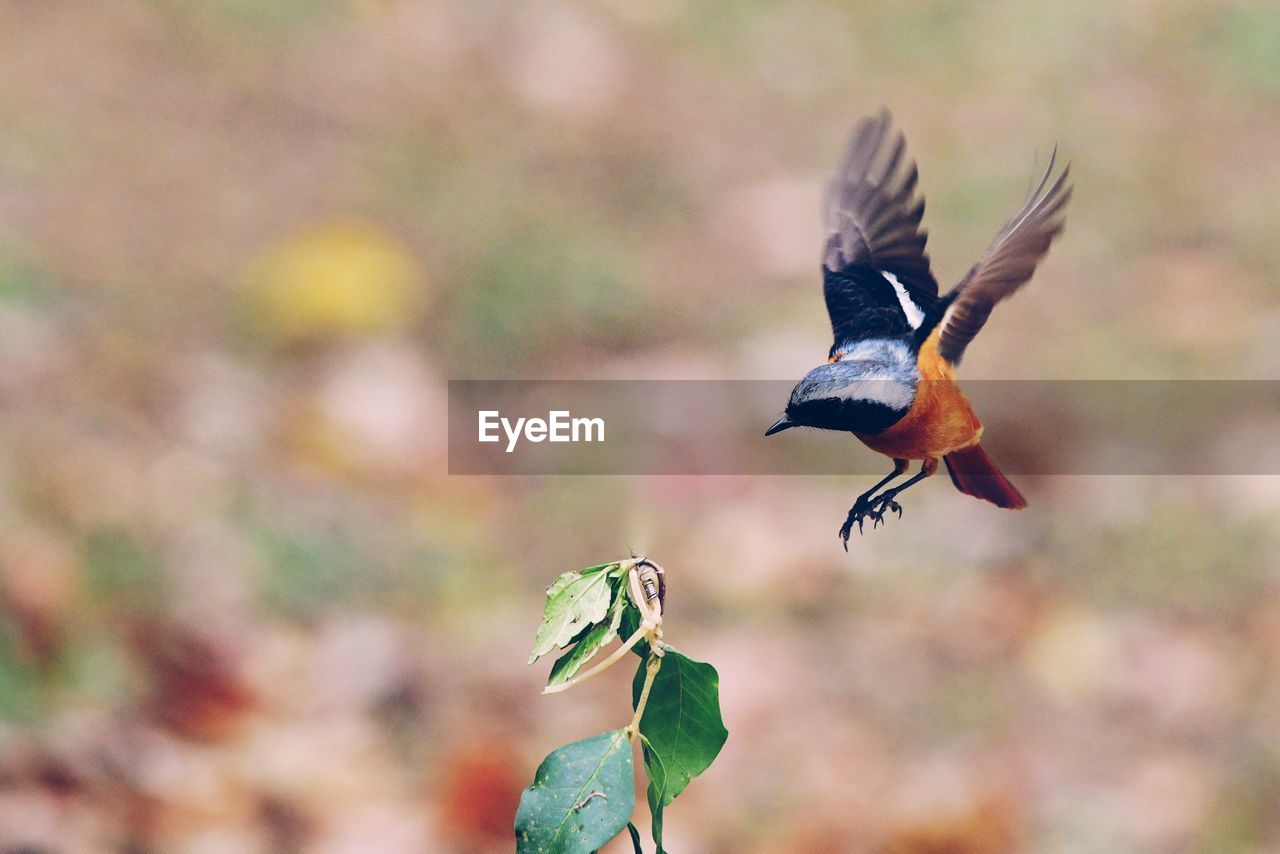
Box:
left=1023, top=606, right=1116, bottom=702
left=286, top=404, right=359, bottom=478
left=243, top=223, right=421, bottom=341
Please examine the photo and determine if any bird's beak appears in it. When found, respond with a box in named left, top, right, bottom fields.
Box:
left=765, top=416, right=794, bottom=436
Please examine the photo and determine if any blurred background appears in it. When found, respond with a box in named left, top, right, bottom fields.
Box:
left=1, top=1, right=1279, bottom=851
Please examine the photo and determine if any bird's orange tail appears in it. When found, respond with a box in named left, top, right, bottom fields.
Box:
left=943, top=443, right=1027, bottom=509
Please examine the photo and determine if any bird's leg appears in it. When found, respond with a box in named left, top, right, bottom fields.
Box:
left=840, top=458, right=908, bottom=549
left=866, top=457, right=939, bottom=527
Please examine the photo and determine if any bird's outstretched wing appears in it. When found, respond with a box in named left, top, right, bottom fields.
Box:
left=936, top=150, right=1072, bottom=365
left=822, top=109, right=939, bottom=352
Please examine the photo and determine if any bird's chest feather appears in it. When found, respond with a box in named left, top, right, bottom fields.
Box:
left=856, top=334, right=982, bottom=458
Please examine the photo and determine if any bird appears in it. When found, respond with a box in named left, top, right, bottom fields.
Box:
left=764, top=109, right=1071, bottom=549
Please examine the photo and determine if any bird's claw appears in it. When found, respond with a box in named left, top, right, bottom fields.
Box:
left=879, top=495, right=903, bottom=519
left=839, top=517, right=855, bottom=551
left=839, top=499, right=872, bottom=548
left=866, top=490, right=902, bottom=519
left=839, top=499, right=869, bottom=550
left=839, top=493, right=904, bottom=546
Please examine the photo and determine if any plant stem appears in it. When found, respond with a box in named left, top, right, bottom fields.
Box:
left=627, top=647, right=662, bottom=740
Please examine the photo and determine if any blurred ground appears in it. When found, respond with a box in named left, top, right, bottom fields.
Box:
left=1, top=1, right=1279, bottom=851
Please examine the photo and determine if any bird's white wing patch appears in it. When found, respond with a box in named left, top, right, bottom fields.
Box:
left=883, top=271, right=924, bottom=329
left=826, top=338, right=918, bottom=411
left=838, top=378, right=916, bottom=411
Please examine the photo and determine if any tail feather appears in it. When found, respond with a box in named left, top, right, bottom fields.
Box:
left=944, top=443, right=1027, bottom=509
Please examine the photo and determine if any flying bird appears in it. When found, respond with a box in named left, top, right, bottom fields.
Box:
left=765, top=109, right=1071, bottom=548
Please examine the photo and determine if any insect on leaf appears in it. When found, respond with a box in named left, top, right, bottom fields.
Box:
left=514, top=729, right=636, bottom=854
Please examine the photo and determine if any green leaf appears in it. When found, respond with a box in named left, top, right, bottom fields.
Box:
left=619, top=603, right=647, bottom=658
left=546, top=577, right=629, bottom=686
left=529, top=563, right=622, bottom=664
left=631, top=647, right=728, bottom=806
left=626, top=821, right=644, bottom=853
left=515, top=729, right=636, bottom=854
left=639, top=731, right=669, bottom=854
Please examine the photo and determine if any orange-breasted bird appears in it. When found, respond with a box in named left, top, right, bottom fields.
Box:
left=765, top=110, right=1071, bottom=548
